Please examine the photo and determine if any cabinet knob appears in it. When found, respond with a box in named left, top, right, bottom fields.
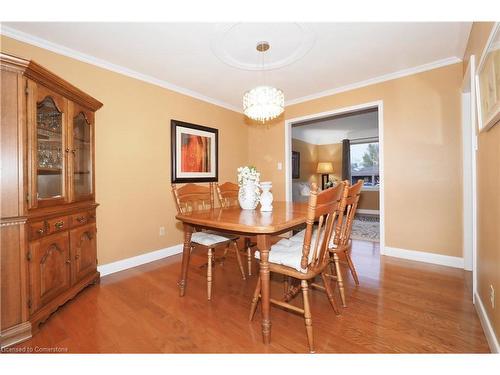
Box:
left=65, top=259, right=71, bottom=264
left=54, top=221, right=64, bottom=230
left=71, top=149, right=76, bottom=155
left=65, top=148, right=70, bottom=153
left=36, top=228, right=44, bottom=235
left=75, top=255, right=80, bottom=260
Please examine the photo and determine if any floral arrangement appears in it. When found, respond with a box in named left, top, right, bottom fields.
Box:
left=237, top=166, right=261, bottom=188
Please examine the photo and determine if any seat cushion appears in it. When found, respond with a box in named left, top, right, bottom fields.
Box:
left=191, top=231, right=235, bottom=246
left=254, top=226, right=341, bottom=272
left=255, top=237, right=316, bottom=273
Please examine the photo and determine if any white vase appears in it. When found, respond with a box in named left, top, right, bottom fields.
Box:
left=238, top=181, right=259, bottom=210
left=259, top=181, right=273, bottom=211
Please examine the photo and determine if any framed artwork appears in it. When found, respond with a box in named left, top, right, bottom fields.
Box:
left=476, top=23, right=500, bottom=132
left=292, top=151, right=300, bottom=179
left=171, top=119, right=218, bottom=183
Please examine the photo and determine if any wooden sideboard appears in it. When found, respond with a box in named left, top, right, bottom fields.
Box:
left=0, top=53, right=103, bottom=348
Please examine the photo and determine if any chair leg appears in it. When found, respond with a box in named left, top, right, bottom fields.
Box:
left=345, top=252, right=360, bottom=286
left=249, top=276, right=261, bottom=321
left=232, top=241, right=246, bottom=280
left=247, top=246, right=252, bottom=276
left=301, top=280, right=314, bottom=353
left=333, top=253, right=346, bottom=307
left=207, top=248, right=213, bottom=301
left=321, top=272, right=340, bottom=315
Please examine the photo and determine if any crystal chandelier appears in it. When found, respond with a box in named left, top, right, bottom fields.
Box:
left=243, top=41, right=284, bottom=122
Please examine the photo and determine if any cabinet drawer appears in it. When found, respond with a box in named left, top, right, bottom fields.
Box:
left=70, top=210, right=96, bottom=228
left=29, top=220, right=47, bottom=240
left=46, top=216, right=69, bottom=235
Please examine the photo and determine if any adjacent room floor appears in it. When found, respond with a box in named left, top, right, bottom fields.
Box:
left=13, top=240, right=489, bottom=353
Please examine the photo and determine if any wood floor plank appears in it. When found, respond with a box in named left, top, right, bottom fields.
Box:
left=12, top=240, right=490, bottom=353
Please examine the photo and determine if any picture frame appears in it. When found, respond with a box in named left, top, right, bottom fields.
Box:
left=171, top=119, right=218, bottom=183
left=292, top=151, right=300, bottom=179
left=475, top=22, right=500, bottom=132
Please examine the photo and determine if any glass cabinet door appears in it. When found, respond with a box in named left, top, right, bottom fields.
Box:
left=34, top=89, right=67, bottom=206
left=70, top=104, right=94, bottom=201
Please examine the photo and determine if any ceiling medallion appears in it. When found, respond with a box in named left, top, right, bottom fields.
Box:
left=243, top=41, right=285, bottom=123
left=211, top=23, right=316, bottom=71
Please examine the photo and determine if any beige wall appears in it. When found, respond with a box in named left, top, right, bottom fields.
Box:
left=291, top=139, right=343, bottom=185
left=359, top=191, right=380, bottom=211
left=248, top=63, right=463, bottom=257
left=291, top=138, right=318, bottom=184
left=316, top=143, right=343, bottom=181
left=463, top=22, right=499, bottom=344
left=1, top=35, right=248, bottom=265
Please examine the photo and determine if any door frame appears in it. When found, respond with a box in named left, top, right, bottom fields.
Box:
left=461, top=55, right=477, bottom=299
left=284, top=100, right=385, bottom=253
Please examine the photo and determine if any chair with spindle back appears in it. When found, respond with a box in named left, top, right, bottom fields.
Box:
left=171, top=183, right=246, bottom=301
left=215, top=182, right=256, bottom=276
left=249, top=182, right=345, bottom=353
left=328, top=179, right=363, bottom=307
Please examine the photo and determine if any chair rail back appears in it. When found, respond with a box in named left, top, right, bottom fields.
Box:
left=333, top=179, right=363, bottom=247
left=216, top=182, right=239, bottom=208
left=301, top=182, right=345, bottom=272
left=171, top=183, right=215, bottom=214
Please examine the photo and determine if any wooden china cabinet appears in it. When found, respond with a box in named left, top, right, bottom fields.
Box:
left=0, top=53, right=103, bottom=348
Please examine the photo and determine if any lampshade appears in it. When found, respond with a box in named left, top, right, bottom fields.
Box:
left=316, top=162, right=334, bottom=174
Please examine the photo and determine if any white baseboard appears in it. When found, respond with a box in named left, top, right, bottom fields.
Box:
left=474, top=292, right=500, bottom=353
left=356, top=209, right=380, bottom=215
left=98, top=244, right=184, bottom=277
left=383, top=246, right=464, bottom=269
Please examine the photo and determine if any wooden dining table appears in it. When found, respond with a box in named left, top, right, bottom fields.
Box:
left=175, top=201, right=309, bottom=344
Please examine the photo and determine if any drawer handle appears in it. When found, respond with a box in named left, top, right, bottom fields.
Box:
left=76, top=216, right=87, bottom=223
left=36, top=228, right=44, bottom=235
left=54, top=221, right=64, bottom=230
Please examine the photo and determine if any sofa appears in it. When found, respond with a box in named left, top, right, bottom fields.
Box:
left=292, top=181, right=312, bottom=203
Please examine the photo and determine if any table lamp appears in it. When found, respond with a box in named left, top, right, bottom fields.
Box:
left=316, top=162, right=334, bottom=190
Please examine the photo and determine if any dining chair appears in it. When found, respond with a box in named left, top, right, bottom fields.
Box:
left=215, top=181, right=256, bottom=276
left=328, top=179, right=363, bottom=307
left=171, top=183, right=246, bottom=300
left=249, top=182, right=345, bottom=353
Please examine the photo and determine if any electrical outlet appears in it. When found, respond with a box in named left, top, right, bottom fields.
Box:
left=490, top=284, right=495, bottom=309
left=159, top=226, right=166, bottom=237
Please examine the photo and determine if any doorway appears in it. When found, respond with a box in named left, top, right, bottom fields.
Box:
left=284, top=101, right=385, bottom=251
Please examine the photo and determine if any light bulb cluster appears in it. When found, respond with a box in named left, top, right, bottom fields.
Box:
left=243, top=85, right=285, bottom=122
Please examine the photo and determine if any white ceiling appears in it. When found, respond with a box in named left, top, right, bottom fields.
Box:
left=2, top=22, right=471, bottom=112
left=292, top=110, right=379, bottom=145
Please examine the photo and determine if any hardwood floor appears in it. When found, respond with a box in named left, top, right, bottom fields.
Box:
left=12, top=240, right=489, bottom=353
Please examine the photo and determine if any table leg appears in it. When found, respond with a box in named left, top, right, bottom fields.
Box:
left=178, top=223, right=193, bottom=297
left=257, top=234, right=272, bottom=344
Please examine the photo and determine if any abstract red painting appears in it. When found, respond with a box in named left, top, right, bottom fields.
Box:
left=171, top=120, right=218, bottom=183
left=180, top=134, right=211, bottom=172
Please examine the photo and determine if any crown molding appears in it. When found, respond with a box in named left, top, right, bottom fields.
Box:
left=2, top=25, right=463, bottom=114
left=0, top=25, right=242, bottom=113
left=285, top=56, right=462, bottom=107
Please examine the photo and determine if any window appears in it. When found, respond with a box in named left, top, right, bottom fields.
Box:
left=350, top=141, right=379, bottom=188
